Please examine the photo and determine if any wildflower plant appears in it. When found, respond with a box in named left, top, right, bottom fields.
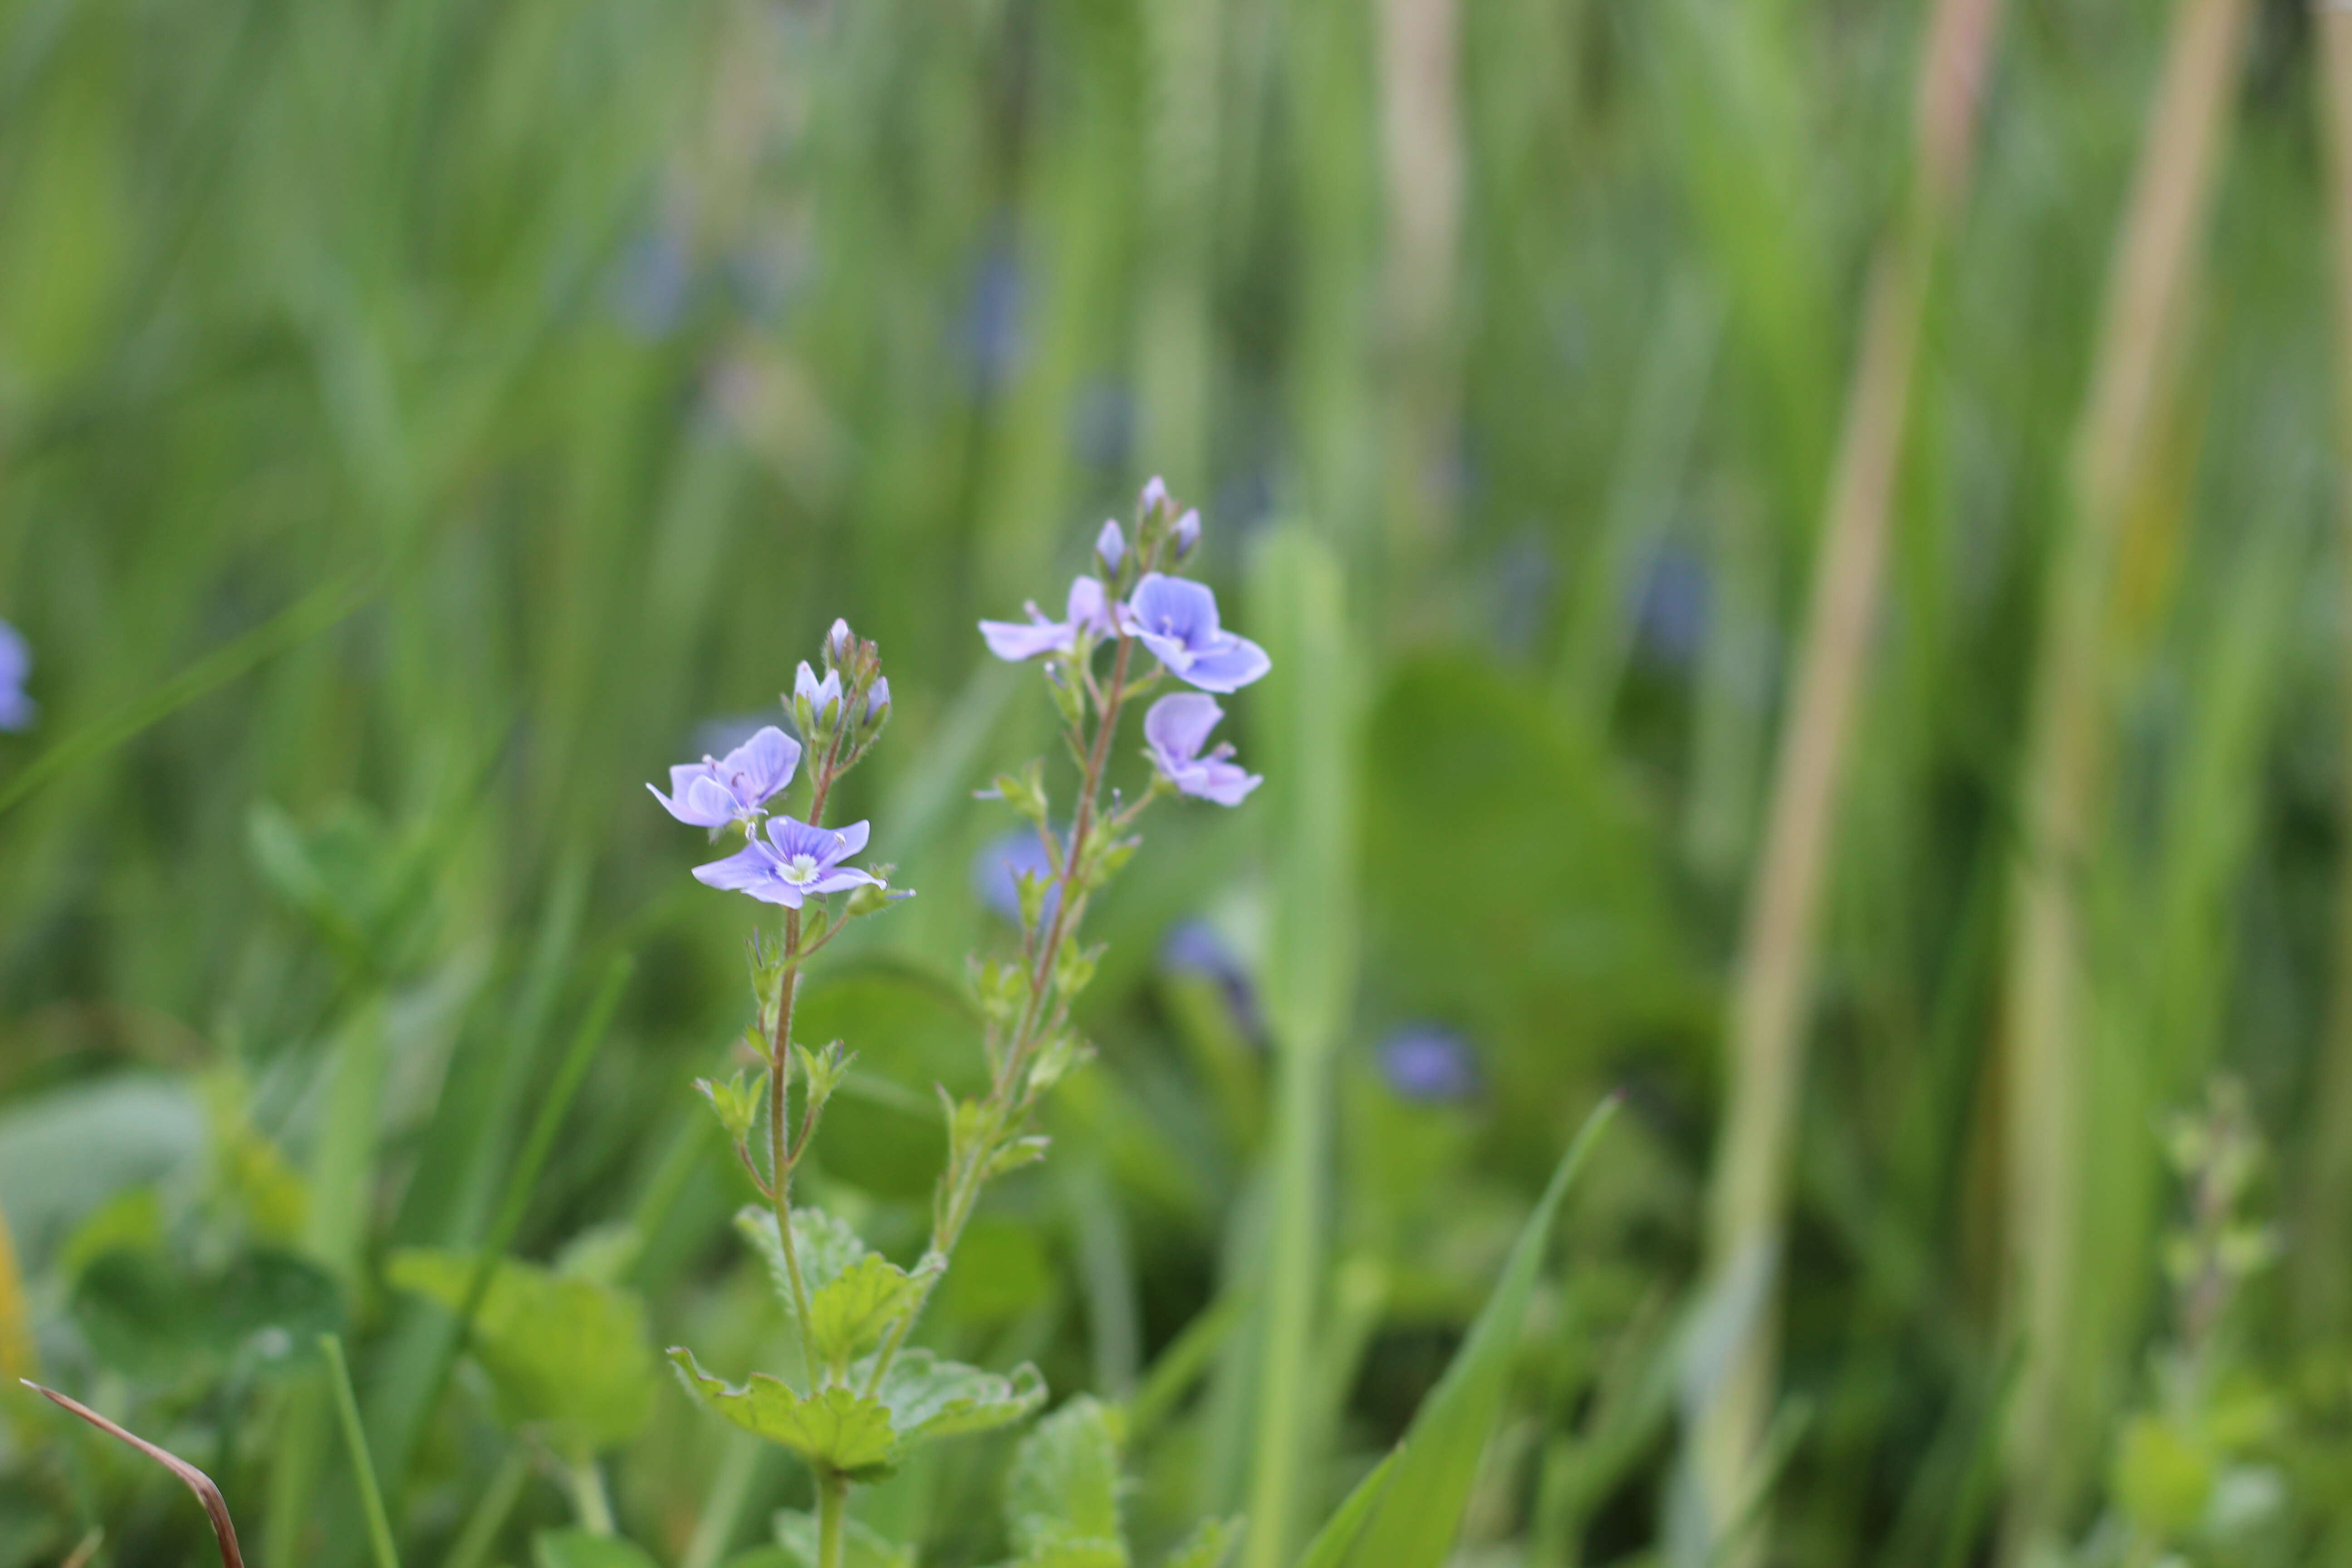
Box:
left=655, top=478, right=1265, bottom=1568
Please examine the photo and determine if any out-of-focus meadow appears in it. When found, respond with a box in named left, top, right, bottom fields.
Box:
left=5, top=0, right=2352, bottom=1563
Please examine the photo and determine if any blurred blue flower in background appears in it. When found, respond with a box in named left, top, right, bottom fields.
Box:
left=0, top=620, right=33, bottom=730
left=973, top=826, right=1059, bottom=926
left=1161, top=917, right=1263, bottom=1044
left=1376, top=1024, right=1480, bottom=1104
left=1632, top=542, right=1709, bottom=669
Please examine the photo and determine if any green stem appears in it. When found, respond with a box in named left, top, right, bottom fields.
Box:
left=816, top=1468, right=849, bottom=1568
left=564, top=1455, right=616, bottom=1536
left=318, top=1334, right=402, bottom=1568
left=864, top=630, right=1139, bottom=1396
left=770, top=912, right=819, bottom=1387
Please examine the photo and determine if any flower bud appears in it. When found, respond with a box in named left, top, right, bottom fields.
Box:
left=824, top=618, right=855, bottom=669
left=1139, top=475, right=1169, bottom=519
left=864, top=675, right=891, bottom=726
left=1171, top=508, right=1200, bottom=560
left=1095, top=519, right=1126, bottom=576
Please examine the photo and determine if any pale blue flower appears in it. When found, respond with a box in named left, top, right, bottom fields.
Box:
left=0, top=620, right=30, bottom=730
left=1096, top=520, right=1125, bottom=573
left=865, top=676, right=891, bottom=722
left=650, top=726, right=799, bottom=828
left=1144, top=694, right=1259, bottom=806
left=695, top=817, right=880, bottom=907
left=1118, top=575, right=1269, bottom=693
left=979, top=576, right=1112, bottom=662
left=1171, top=509, right=1200, bottom=561
left=1139, top=475, right=1169, bottom=515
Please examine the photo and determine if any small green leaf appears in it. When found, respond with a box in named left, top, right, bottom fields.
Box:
left=696, top=1070, right=766, bottom=1146
left=1160, top=1518, right=1241, bottom=1568
left=858, top=1347, right=1047, bottom=1450
left=667, top=1347, right=898, bottom=1476
left=988, top=1136, right=1051, bottom=1178
left=771, top=1510, right=915, bottom=1568
left=533, top=1528, right=660, bottom=1568
left=388, top=1250, right=654, bottom=1450
left=807, top=1254, right=919, bottom=1364
left=1007, top=1396, right=1125, bottom=1563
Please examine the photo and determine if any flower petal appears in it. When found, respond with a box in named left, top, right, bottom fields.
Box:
left=693, top=843, right=780, bottom=892
left=1144, top=693, right=1223, bottom=764
left=832, top=819, right=872, bottom=859
left=1175, top=635, right=1270, bottom=693
left=1124, top=574, right=1218, bottom=644
left=651, top=778, right=733, bottom=828
left=979, top=617, right=1071, bottom=662
left=728, top=725, right=802, bottom=799
left=1065, top=576, right=1112, bottom=636
left=806, top=867, right=882, bottom=894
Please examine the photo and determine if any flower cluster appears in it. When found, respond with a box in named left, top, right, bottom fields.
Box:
left=0, top=619, right=33, bottom=731
left=980, top=477, right=1266, bottom=805
left=648, top=620, right=897, bottom=909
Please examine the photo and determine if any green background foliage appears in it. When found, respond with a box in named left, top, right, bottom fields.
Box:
left=2, top=0, right=2351, bottom=1563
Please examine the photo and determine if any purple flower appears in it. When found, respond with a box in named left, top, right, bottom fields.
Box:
left=1171, top=509, right=1201, bottom=561
left=1377, top=1026, right=1480, bottom=1104
left=972, top=827, right=1060, bottom=926
left=979, top=577, right=1112, bottom=662
left=1140, top=475, right=1169, bottom=516
left=826, top=618, right=856, bottom=666
left=1144, top=694, right=1260, bottom=806
left=0, top=621, right=31, bottom=731
left=694, top=817, right=881, bottom=907
left=1096, top=520, right=1125, bottom=573
left=865, top=676, right=891, bottom=722
left=1119, top=576, right=1269, bottom=693
left=650, top=725, right=800, bottom=828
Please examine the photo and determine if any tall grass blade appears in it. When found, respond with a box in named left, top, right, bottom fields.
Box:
left=1335, top=1098, right=1617, bottom=1568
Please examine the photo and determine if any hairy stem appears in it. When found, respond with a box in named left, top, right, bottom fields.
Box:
left=864, top=631, right=1139, bottom=1394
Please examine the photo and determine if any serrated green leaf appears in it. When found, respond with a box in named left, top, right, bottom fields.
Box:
left=1007, top=1397, right=1124, bottom=1562
left=668, top=1347, right=898, bottom=1475
left=858, top=1347, right=1047, bottom=1449
left=389, top=1249, right=653, bottom=1450
left=771, top=1509, right=915, bottom=1568
left=533, top=1529, right=660, bottom=1568
left=1160, top=1518, right=1240, bottom=1568
left=1336, top=1101, right=1615, bottom=1568
left=807, top=1253, right=919, bottom=1365
left=735, top=1204, right=870, bottom=1322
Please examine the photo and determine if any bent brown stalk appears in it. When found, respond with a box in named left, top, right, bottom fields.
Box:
left=24, top=1379, right=246, bottom=1568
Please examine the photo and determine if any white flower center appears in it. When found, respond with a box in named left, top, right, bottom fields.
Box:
left=779, top=853, right=820, bottom=884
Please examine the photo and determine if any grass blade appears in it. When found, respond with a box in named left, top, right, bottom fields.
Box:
left=319, top=1334, right=401, bottom=1568
left=1338, top=1097, right=1618, bottom=1568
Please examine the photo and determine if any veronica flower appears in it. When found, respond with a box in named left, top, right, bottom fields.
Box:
left=1171, top=509, right=1200, bottom=561
left=1096, top=520, right=1125, bottom=574
left=650, top=725, right=799, bottom=828
left=1144, top=694, right=1260, bottom=806
left=1119, top=576, right=1269, bottom=693
left=0, top=621, right=31, bottom=731
left=979, top=577, right=1112, bottom=662
left=694, top=817, right=881, bottom=907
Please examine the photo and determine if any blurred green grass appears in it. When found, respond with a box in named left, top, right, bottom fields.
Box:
left=3, top=0, right=2352, bottom=1563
